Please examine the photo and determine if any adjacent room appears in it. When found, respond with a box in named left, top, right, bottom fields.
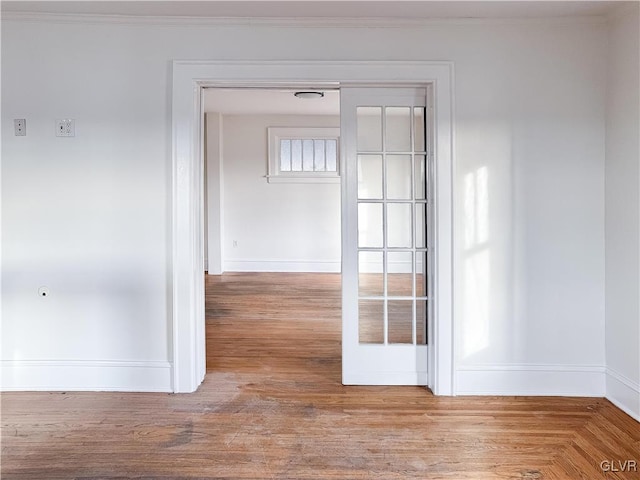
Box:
left=202, top=88, right=343, bottom=378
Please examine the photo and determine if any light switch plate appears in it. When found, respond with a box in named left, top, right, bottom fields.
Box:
left=56, top=119, right=75, bottom=137
left=14, top=119, right=26, bottom=136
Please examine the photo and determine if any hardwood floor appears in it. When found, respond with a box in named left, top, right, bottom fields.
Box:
left=2, top=272, right=638, bottom=479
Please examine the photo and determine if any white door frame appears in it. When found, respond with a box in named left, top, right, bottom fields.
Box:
left=171, top=60, right=454, bottom=394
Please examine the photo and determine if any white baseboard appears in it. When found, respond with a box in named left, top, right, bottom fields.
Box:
left=0, top=360, right=173, bottom=392
left=222, top=259, right=423, bottom=273
left=455, top=364, right=606, bottom=396
left=224, top=259, right=341, bottom=273
left=606, top=368, right=640, bottom=422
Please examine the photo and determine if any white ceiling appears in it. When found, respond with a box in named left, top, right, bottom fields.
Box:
left=1, top=1, right=624, bottom=19
left=204, top=88, right=340, bottom=115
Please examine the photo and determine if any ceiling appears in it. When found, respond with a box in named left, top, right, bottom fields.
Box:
left=1, top=1, right=625, bottom=19
left=204, top=88, right=340, bottom=115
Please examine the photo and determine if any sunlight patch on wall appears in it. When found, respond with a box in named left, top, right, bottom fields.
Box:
left=462, top=166, right=490, bottom=357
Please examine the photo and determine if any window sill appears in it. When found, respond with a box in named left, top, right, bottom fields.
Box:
left=266, top=175, right=340, bottom=184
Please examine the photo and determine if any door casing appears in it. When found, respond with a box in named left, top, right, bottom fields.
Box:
left=171, top=61, right=455, bottom=394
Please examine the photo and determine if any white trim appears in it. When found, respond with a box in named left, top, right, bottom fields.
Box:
left=431, top=69, right=455, bottom=396
left=1, top=11, right=609, bottom=28
left=265, top=176, right=341, bottom=184
left=447, top=66, right=458, bottom=396
left=606, top=368, right=640, bottom=421
left=224, top=259, right=341, bottom=273
left=172, top=60, right=454, bottom=394
left=2, top=12, right=615, bottom=28
left=223, top=259, right=419, bottom=273
left=172, top=63, right=206, bottom=393
left=0, top=360, right=172, bottom=392
left=456, top=364, right=606, bottom=396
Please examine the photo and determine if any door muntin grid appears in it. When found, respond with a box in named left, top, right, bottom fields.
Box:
left=356, top=104, right=429, bottom=346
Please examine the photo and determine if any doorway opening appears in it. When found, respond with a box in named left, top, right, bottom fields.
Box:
left=202, top=88, right=343, bottom=381
left=201, top=85, right=434, bottom=387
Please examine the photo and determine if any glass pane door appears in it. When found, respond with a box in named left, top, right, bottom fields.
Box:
left=341, top=87, right=432, bottom=385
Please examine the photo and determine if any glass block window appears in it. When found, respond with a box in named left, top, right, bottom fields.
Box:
left=267, top=127, right=340, bottom=183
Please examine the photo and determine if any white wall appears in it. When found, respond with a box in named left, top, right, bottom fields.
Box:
left=1, top=14, right=608, bottom=394
left=217, top=114, right=341, bottom=272
left=211, top=109, right=420, bottom=274
left=452, top=22, right=607, bottom=395
left=205, top=112, right=223, bottom=274
left=605, top=4, right=640, bottom=420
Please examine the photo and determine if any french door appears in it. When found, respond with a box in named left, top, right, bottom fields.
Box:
left=341, top=87, right=433, bottom=385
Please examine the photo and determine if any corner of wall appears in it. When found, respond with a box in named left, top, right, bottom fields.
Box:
left=606, top=368, right=640, bottom=421
left=604, top=1, right=640, bottom=423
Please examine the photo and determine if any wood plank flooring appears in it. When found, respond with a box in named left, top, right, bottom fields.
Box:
left=2, top=272, right=639, bottom=479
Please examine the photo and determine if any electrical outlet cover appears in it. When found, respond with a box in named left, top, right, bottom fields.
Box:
left=14, top=119, right=26, bottom=136
left=56, top=119, right=75, bottom=137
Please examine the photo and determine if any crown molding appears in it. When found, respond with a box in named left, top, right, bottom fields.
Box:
left=1, top=11, right=608, bottom=28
